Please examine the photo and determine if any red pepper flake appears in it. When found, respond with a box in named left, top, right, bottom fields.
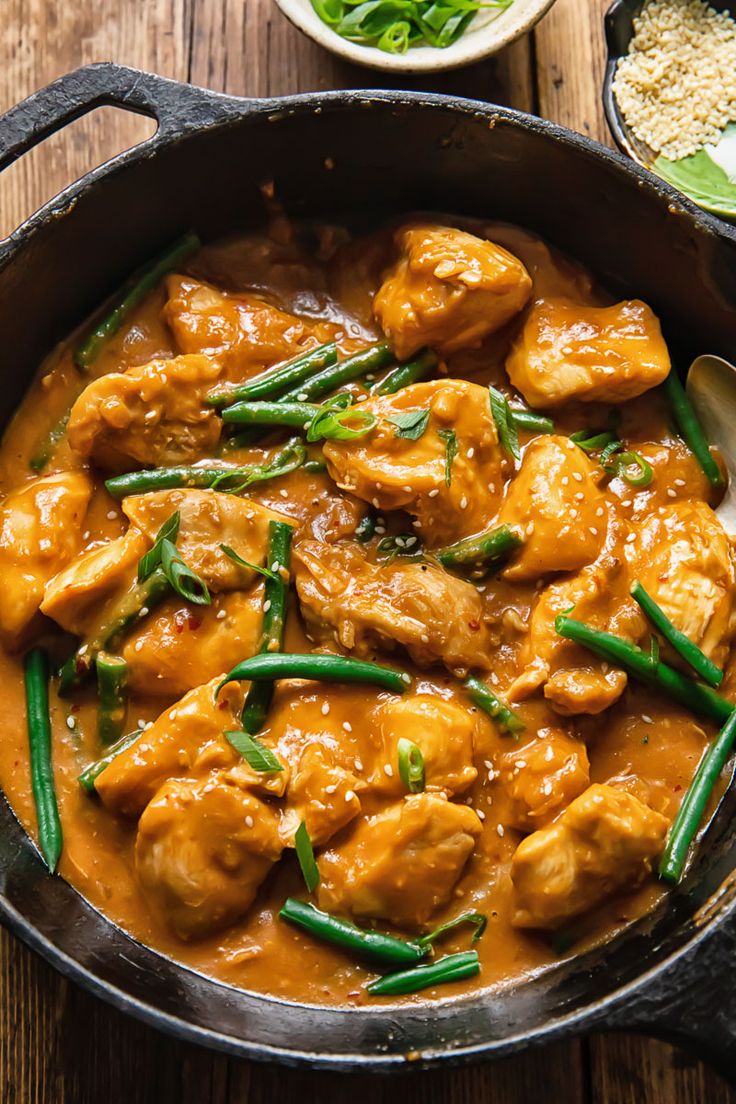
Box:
left=674, top=784, right=682, bottom=792
left=468, top=619, right=480, bottom=632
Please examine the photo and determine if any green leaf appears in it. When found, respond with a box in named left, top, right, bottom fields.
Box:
left=437, top=428, right=458, bottom=486
left=160, top=539, right=211, bottom=605
left=225, top=731, right=283, bottom=773
left=654, top=125, right=736, bottom=218
left=220, top=543, right=279, bottom=581
left=295, top=820, right=320, bottom=893
left=138, top=510, right=181, bottom=580
left=386, top=409, right=430, bottom=440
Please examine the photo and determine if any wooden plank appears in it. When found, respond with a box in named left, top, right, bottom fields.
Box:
left=534, top=0, right=611, bottom=142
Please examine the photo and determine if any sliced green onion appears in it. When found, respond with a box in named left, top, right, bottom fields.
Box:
left=78, top=729, right=143, bottom=793
left=418, top=911, right=487, bottom=948
left=306, top=402, right=377, bottom=443
left=366, top=951, right=480, bottom=996
left=570, top=429, right=619, bottom=453
left=385, top=409, right=430, bottom=440
left=138, top=511, right=181, bottom=580
left=632, top=580, right=723, bottom=687
left=220, top=543, right=278, bottom=581
left=295, top=820, right=320, bottom=893
left=225, top=731, right=283, bottom=773
left=509, top=408, right=555, bottom=434
left=437, top=428, right=457, bottom=486
left=397, top=737, right=425, bottom=793
left=160, top=539, right=211, bottom=605
left=606, top=450, right=653, bottom=487
left=489, top=386, right=521, bottom=461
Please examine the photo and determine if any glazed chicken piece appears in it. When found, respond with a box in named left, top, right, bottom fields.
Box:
left=511, top=784, right=669, bottom=929
left=136, top=771, right=284, bottom=939
left=323, top=379, right=503, bottom=545
left=67, top=354, right=223, bottom=470
left=41, top=529, right=147, bottom=636
left=634, top=500, right=735, bottom=668
left=499, top=436, right=605, bottom=580
left=122, top=590, right=264, bottom=697
left=163, top=275, right=338, bottom=381
left=95, top=678, right=245, bottom=816
left=0, top=472, right=91, bottom=644
left=318, top=792, right=482, bottom=929
left=510, top=509, right=645, bottom=715
left=368, top=694, right=479, bottom=798
left=506, top=298, right=671, bottom=408
left=499, top=725, right=590, bottom=831
left=294, top=539, right=493, bottom=673
left=373, top=224, right=532, bottom=358
left=122, top=489, right=292, bottom=592
left=282, top=744, right=362, bottom=847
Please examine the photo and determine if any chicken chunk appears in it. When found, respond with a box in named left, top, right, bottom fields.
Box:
left=368, top=695, right=478, bottom=797
left=122, top=590, right=264, bottom=697
left=294, top=539, right=494, bottom=673
left=510, top=509, right=645, bottom=715
left=323, top=380, right=503, bottom=545
left=511, top=784, right=669, bottom=929
left=0, top=472, right=92, bottom=644
left=634, top=501, right=735, bottom=668
left=163, top=275, right=337, bottom=381
left=499, top=436, right=605, bottom=580
left=499, top=726, right=590, bottom=831
left=136, top=772, right=284, bottom=939
left=41, top=529, right=147, bottom=636
left=373, top=224, right=532, bottom=359
left=506, top=298, right=671, bottom=408
left=318, top=793, right=482, bottom=929
left=122, top=489, right=292, bottom=592
left=67, top=354, right=223, bottom=469
left=95, top=678, right=244, bottom=816
left=282, top=744, right=362, bottom=847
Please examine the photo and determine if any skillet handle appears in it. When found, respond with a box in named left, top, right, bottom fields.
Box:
left=600, top=915, right=736, bottom=1086
left=0, top=62, right=239, bottom=175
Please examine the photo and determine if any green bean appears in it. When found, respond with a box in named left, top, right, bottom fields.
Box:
left=96, top=653, right=128, bottom=746
left=366, top=951, right=480, bottom=996
left=663, top=369, right=723, bottom=488
left=207, top=343, right=338, bottom=406
left=295, top=821, right=320, bottom=893
left=555, top=615, right=733, bottom=725
left=435, top=524, right=522, bottom=572
left=218, top=653, right=411, bottom=695
left=242, top=521, right=294, bottom=734
left=281, top=343, right=394, bottom=402
left=509, top=408, right=555, bottom=434
left=221, top=400, right=319, bottom=429
left=279, top=897, right=426, bottom=967
left=632, top=580, right=723, bottom=688
left=78, top=729, right=143, bottom=794
left=104, top=440, right=306, bottom=499
left=370, top=349, right=439, bottom=396
left=659, top=709, right=736, bottom=884
left=29, top=409, right=72, bottom=472
left=58, top=566, right=170, bottom=695
left=464, top=676, right=525, bottom=736
left=24, top=649, right=62, bottom=872
left=74, top=231, right=200, bottom=371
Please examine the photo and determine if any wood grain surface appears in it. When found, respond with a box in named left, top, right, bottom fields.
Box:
left=0, top=0, right=734, bottom=1099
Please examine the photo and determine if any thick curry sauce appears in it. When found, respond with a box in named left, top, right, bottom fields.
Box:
left=0, top=218, right=730, bottom=1006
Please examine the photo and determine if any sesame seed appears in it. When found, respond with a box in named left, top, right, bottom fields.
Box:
left=280, top=489, right=288, bottom=498
left=596, top=506, right=604, bottom=516
left=542, top=781, right=553, bottom=795
left=467, top=447, right=475, bottom=459
left=372, top=498, right=380, bottom=508
left=139, top=606, right=149, bottom=617
left=106, top=510, right=117, bottom=520
left=642, top=714, right=654, bottom=723
left=589, top=527, right=598, bottom=536
left=674, top=478, right=686, bottom=487
left=354, top=758, right=363, bottom=771
left=384, top=763, right=394, bottom=777
left=325, top=784, right=337, bottom=794
left=402, top=485, right=413, bottom=493
left=345, top=790, right=355, bottom=802
left=375, top=526, right=386, bottom=535
left=216, top=608, right=227, bottom=620
left=572, top=471, right=583, bottom=482
left=134, top=640, right=144, bottom=652
left=667, top=488, right=677, bottom=498
left=321, top=702, right=330, bottom=715
left=621, top=499, right=632, bottom=508
left=66, top=716, right=75, bottom=731
left=476, top=809, right=486, bottom=820
left=496, top=824, right=505, bottom=837
left=561, top=476, right=569, bottom=486
left=460, top=496, right=468, bottom=509
left=343, top=721, right=352, bottom=732
left=401, top=673, right=411, bottom=684
left=428, top=488, right=440, bottom=498
left=296, top=392, right=308, bottom=401
left=421, top=633, right=430, bottom=643
left=137, top=719, right=146, bottom=729
left=245, top=815, right=254, bottom=828
left=263, top=600, right=272, bottom=612
left=271, top=561, right=280, bottom=573
left=626, top=532, right=637, bottom=543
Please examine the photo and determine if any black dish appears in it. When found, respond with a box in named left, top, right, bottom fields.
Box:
left=1, top=62, right=736, bottom=1078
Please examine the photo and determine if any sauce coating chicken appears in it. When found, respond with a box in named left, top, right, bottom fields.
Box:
left=506, top=298, right=671, bottom=407
left=373, top=224, right=532, bottom=358
left=0, top=215, right=730, bottom=1010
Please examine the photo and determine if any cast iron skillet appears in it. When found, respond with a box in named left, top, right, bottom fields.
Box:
left=1, top=62, right=736, bottom=1078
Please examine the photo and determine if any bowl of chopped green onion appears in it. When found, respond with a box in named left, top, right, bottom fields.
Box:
left=274, top=0, right=558, bottom=71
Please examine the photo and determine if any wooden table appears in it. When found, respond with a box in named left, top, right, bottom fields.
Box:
left=0, top=0, right=734, bottom=1099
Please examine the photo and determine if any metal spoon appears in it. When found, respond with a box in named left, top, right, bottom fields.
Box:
left=686, top=354, right=736, bottom=535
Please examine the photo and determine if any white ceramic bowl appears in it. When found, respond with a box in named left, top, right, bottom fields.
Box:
left=274, top=0, right=559, bottom=72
